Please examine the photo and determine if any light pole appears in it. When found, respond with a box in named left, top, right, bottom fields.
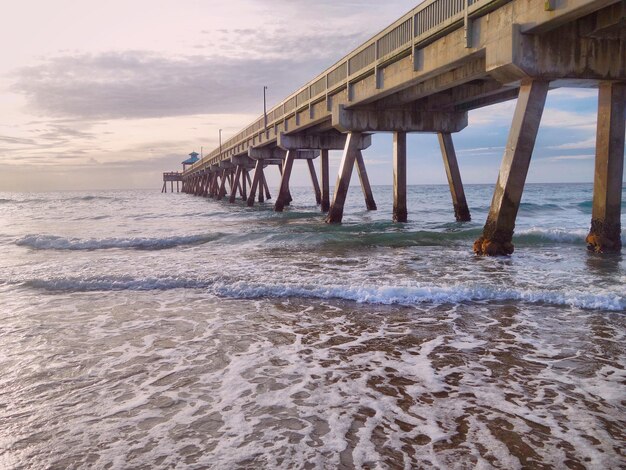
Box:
left=263, top=86, right=268, bottom=130
left=219, top=129, right=222, bottom=158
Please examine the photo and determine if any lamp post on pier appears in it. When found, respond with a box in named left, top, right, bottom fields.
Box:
left=263, top=86, right=268, bottom=130
left=219, top=129, right=222, bottom=158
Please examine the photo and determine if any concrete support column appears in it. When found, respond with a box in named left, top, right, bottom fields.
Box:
left=248, top=160, right=264, bottom=207
left=307, top=159, right=322, bottom=204
left=326, top=132, right=362, bottom=224
left=439, top=132, right=471, bottom=222
left=474, top=79, right=549, bottom=256
left=320, top=149, right=330, bottom=212
left=230, top=166, right=242, bottom=203
left=393, top=131, right=408, bottom=222
left=263, top=173, right=272, bottom=200
left=241, top=169, right=248, bottom=200
left=355, top=152, right=377, bottom=210
left=275, top=150, right=296, bottom=212
left=258, top=169, right=265, bottom=203
left=203, top=174, right=209, bottom=197
left=586, top=82, right=626, bottom=253
left=217, top=170, right=228, bottom=200
left=277, top=163, right=293, bottom=205
left=209, top=173, right=216, bottom=197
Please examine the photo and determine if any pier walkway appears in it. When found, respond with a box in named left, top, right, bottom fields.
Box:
left=177, top=0, right=625, bottom=255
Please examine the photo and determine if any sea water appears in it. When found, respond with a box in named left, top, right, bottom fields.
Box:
left=0, top=184, right=624, bottom=469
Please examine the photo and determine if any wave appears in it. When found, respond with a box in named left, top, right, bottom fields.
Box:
left=0, top=195, right=121, bottom=205
left=14, top=276, right=625, bottom=311
left=515, top=227, right=589, bottom=244
left=15, top=233, right=223, bottom=251
left=14, top=226, right=613, bottom=253
left=213, top=282, right=625, bottom=311
left=22, top=276, right=214, bottom=291
left=519, top=202, right=565, bottom=213
left=269, top=227, right=602, bottom=248
left=72, top=195, right=117, bottom=201
left=516, top=227, right=624, bottom=245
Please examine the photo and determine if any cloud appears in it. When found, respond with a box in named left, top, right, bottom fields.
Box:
left=549, top=88, right=597, bottom=99
left=457, top=146, right=504, bottom=155
left=546, top=154, right=595, bottom=161
left=199, top=27, right=367, bottom=62
left=548, top=137, right=595, bottom=150
left=468, top=101, right=516, bottom=127
left=541, top=109, right=596, bottom=130
left=0, top=135, right=37, bottom=145
left=11, top=51, right=331, bottom=120
left=38, top=124, right=97, bottom=142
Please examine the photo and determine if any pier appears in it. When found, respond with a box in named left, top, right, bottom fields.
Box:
left=170, top=0, right=625, bottom=255
left=161, top=172, right=182, bottom=193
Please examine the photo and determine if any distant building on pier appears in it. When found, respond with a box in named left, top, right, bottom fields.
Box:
left=182, top=152, right=200, bottom=171
left=162, top=151, right=200, bottom=193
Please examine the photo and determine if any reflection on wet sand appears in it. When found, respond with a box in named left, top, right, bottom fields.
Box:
left=1, top=291, right=623, bottom=469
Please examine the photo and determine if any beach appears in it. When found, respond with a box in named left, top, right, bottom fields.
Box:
left=0, top=184, right=624, bottom=468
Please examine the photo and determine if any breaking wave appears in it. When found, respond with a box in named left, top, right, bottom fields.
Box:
left=16, top=276, right=625, bottom=311
left=16, top=233, right=223, bottom=251
left=212, top=281, right=625, bottom=311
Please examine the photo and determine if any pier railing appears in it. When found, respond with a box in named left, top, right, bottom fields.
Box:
left=188, top=0, right=504, bottom=172
left=163, top=172, right=183, bottom=181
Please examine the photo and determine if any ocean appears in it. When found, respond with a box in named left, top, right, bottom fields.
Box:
left=0, top=183, right=624, bottom=469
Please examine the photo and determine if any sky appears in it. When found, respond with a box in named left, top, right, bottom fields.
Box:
left=0, top=0, right=616, bottom=192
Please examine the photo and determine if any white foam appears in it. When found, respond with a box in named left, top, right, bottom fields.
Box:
left=516, top=227, right=589, bottom=243
left=213, top=281, right=626, bottom=312
left=516, top=226, right=626, bottom=244
left=24, top=276, right=214, bottom=291
left=18, top=273, right=626, bottom=311
left=15, top=233, right=221, bottom=250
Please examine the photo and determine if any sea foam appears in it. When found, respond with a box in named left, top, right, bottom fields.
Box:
left=213, top=281, right=625, bottom=311
left=19, top=275, right=626, bottom=311
left=15, top=233, right=222, bottom=251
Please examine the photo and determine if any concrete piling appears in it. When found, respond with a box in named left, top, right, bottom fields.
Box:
left=307, top=159, right=322, bottom=205
left=230, top=166, right=242, bottom=203
left=586, top=82, right=626, bottom=253
left=355, top=151, right=377, bottom=211
left=248, top=160, right=264, bottom=207
left=275, top=150, right=296, bottom=212
left=393, top=131, right=408, bottom=222
left=438, top=133, right=471, bottom=222
left=474, top=80, right=549, bottom=256
left=326, top=132, right=362, bottom=224
left=320, top=149, right=330, bottom=212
